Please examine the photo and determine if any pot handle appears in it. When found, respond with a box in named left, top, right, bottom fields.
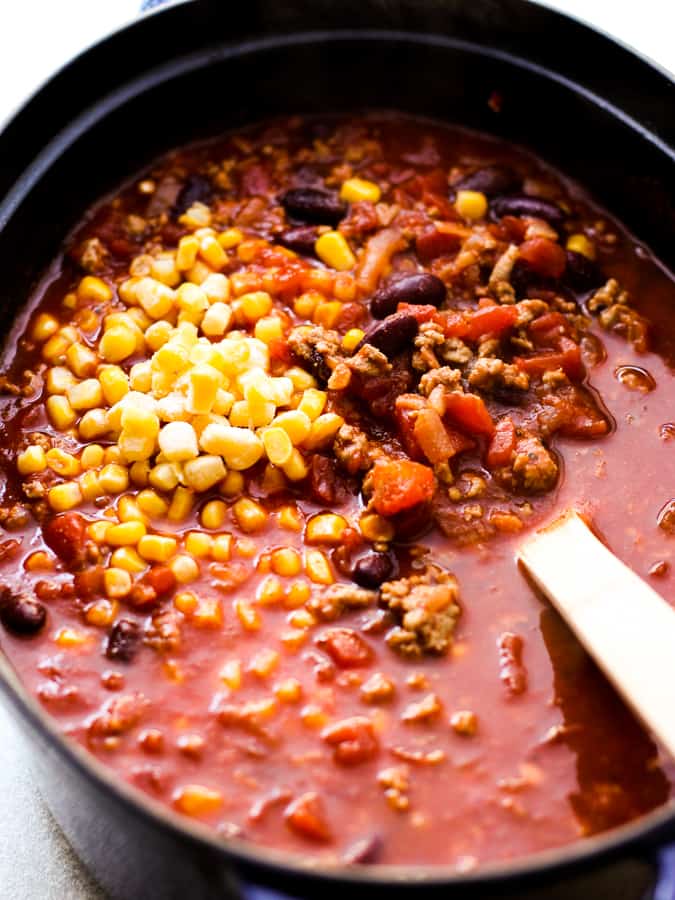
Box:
left=653, top=845, right=675, bottom=900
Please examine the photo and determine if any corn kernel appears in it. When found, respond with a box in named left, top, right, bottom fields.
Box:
left=46, top=395, right=77, bottom=430
left=342, top=328, right=365, bottom=353
left=234, top=598, right=261, bottom=631
left=304, top=549, right=334, bottom=585
left=192, top=596, right=223, bottom=629
left=170, top=554, right=200, bottom=583
left=280, top=629, right=308, bottom=652
left=297, top=388, right=327, bottom=421
left=199, top=234, right=227, bottom=270
left=77, top=275, right=112, bottom=303
left=305, top=513, right=348, bottom=545
left=42, top=332, right=73, bottom=364
left=138, top=534, right=177, bottom=563
left=270, top=547, right=302, bottom=578
left=455, top=190, right=488, bottom=221
left=303, top=412, right=344, bottom=450
left=211, top=534, right=232, bottom=562
left=135, top=277, right=175, bottom=319
left=85, top=599, right=118, bottom=628
left=235, top=537, right=257, bottom=558
left=103, top=446, right=123, bottom=465
left=300, top=704, right=329, bottom=729
left=158, top=421, right=199, bottom=462
left=174, top=591, right=198, bottom=615
left=199, top=424, right=263, bottom=471
left=173, top=785, right=222, bottom=817
left=103, top=567, right=132, bottom=599
left=45, top=448, right=80, bottom=477
left=233, top=498, right=267, bottom=533
left=200, top=302, right=232, bottom=338
left=277, top=505, right=303, bottom=532
left=286, top=608, right=315, bottom=628
left=31, top=313, right=59, bottom=343
left=129, top=460, right=150, bottom=487
left=78, top=470, right=103, bottom=501
left=185, top=531, right=212, bottom=558
left=315, top=231, right=355, bottom=271
left=54, top=627, right=90, bottom=648
left=91, top=465, right=124, bottom=497
left=284, top=580, right=311, bottom=609
left=182, top=456, right=226, bottom=493
left=148, top=463, right=180, bottom=493
left=293, top=291, right=320, bottom=319
left=168, top=486, right=194, bottom=523
left=198, top=498, right=225, bottom=530
left=253, top=316, right=282, bottom=344
left=201, top=273, right=230, bottom=303
left=151, top=254, right=180, bottom=287
left=48, top=481, right=82, bottom=511
left=219, top=658, right=242, bottom=689
left=98, top=365, right=129, bottom=405
left=78, top=409, right=109, bottom=440
left=80, top=444, right=104, bottom=470
left=256, top=575, right=284, bottom=606
left=62, top=293, right=77, bottom=310
left=313, top=300, right=342, bottom=329
left=67, top=378, right=103, bottom=411
left=128, top=361, right=152, bottom=393
left=110, top=547, right=147, bottom=574
left=106, top=521, right=147, bottom=547
left=218, top=228, right=243, bottom=250
left=566, top=233, right=596, bottom=260
left=145, top=320, right=173, bottom=351
left=340, top=177, right=381, bottom=204
left=46, top=366, right=77, bottom=394
left=66, top=343, right=98, bottom=378
left=99, top=326, right=137, bottom=362
left=281, top=448, right=308, bottom=482
left=24, top=551, right=53, bottom=572
left=87, top=520, right=110, bottom=544
left=274, top=678, right=303, bottom=703
left=239, top=291, right=272, bottom=323
left=186, top=260, right=212, bottom=285
left=176, top=235, right=200, bottom=271
left=220, top=470, right=244, bottom=497
left=360, top=513, right=395, bottom=542
left=260, top=426, right=291, bottom=467
left=17, top=445, right=47, bottom=475
left=249, top=648, right=279, bottom=679
left=136, top=489, right=169, bottom=518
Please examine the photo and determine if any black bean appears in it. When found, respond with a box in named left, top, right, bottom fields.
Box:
left=563, top=250, right=605, bottom=292
left=278, top=225, right=319, bottom=256
left=452, top=165, right=520, bottom=198
left=356, top=312, right=419, bottom=359
left=370, top=273, right=446, bottom=319
left=0, top=591, right=46, bottom=635
left=353, top=552, right=396, bottom=589
left=279, top=187, right=346, bottom=226
left=106, top=619, right=141, bottom=663
left=173, top=174, right=214, bottom=217
left=342, top=833, right=383, bottom=865
left=490, top=194, right=566, bottom=226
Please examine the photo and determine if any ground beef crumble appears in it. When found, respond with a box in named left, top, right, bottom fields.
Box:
left=380, top=565, right=460, bottom=657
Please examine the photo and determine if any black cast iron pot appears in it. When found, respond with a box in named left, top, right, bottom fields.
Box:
left=1, top=1, right=675, bottom=897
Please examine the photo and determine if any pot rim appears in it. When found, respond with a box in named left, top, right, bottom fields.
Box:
left=1, top=0, right=674, bottom=890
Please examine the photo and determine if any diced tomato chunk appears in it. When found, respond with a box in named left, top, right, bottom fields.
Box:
left=486, top=418, right=517, bottom=468
left=516, top=339, right=584, bottom=382
left=394, top=400, right=424, bottom=460
left=413, top=407, right=471, bottom=465
left=443, top=393, right=495, bottom=437
left=370, top=459, right=435, bottom=517
left=416, top=222, right=469, bottom=261
left=518, top=238, right=567, bottom=279
left=462, top=305, right=519, bottom=342
left=397, top=303, right=438, bottom=323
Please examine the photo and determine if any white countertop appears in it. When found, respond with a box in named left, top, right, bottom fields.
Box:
left=0, top=2, right=672, bottom=898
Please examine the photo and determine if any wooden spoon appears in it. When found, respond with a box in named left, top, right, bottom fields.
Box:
left=518, top=510, right=675, bottom=756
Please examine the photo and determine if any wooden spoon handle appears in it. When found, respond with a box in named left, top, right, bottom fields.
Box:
left=519, top=511, right=675, bottom=757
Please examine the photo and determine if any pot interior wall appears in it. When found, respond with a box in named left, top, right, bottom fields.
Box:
left=1, top=25, right=674, bottom=340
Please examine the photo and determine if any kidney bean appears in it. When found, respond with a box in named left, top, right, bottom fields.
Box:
left=370, top=273, right=446, bottom=318
left=173, top=174, right=214, bottom=216
left=563, top=250, right=604, bottom=292
left=321, top=716, right=379, bottom=765
left=452, top=164, right=520, bottom=198
left=0, top=589, right=46, bottom=635
left=352, top=551, right=396, bottom=588
left=43, top=512, right=86, bottom=566
left=356, top=312, right=418, bottom=359
left=317, top=628, right=374, bottom=668
left=106, top=619, right=141, bottom=663
left=278, top=225, right=319, bottom=256
left=279, top=187, right=346, bottom=226
left=490, top=195, right=565, bottom=227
